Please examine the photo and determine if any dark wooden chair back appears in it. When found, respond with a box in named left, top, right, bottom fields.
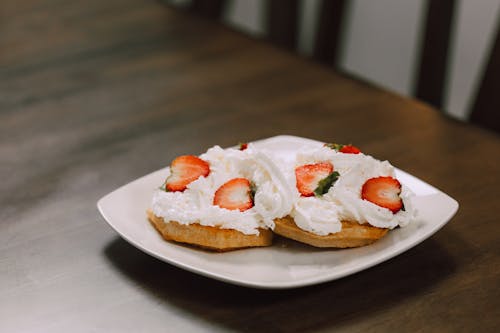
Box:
left=414, top=0, right=456, bottom=110
left=469, top=23, right=500, bottom=133
left=188, top=0, right=499, bottom=132
left=190, top=0, right=227, bottom=19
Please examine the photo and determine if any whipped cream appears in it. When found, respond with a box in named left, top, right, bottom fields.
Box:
left=151, top=145, right=294, bottom=235
left=289, top=146, right=416, bottom=235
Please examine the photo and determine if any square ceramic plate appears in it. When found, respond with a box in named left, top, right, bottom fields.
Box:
left=97, top=135, right=458, bottom=289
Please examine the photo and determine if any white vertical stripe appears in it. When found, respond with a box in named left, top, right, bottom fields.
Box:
left=223, top=0, right=266, bottom=37
left=297, top=0, right=322, bottom=56
left=339, top=0, right=425, bottom=96
left=444, top=0, right=500, bottom=121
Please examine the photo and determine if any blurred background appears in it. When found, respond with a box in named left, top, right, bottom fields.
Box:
left=167, top=0, right=500, bottom=126
left=1, top=1, right=499, bottom=332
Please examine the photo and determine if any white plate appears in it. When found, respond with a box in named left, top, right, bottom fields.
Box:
left=97, top=135, right=458, bottom=289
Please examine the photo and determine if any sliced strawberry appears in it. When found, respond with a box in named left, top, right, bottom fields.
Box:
left=361, top=176, right=403, bottom=213
left=339, top=145, right=361, bottom=154
left=324, top=142, right=361, bottom=154
left=295, top=162, right=334, bottom=197
left=165, top=155, right=210, bottom=192
left=213, top=178, right=254, bottom=211
left=239, top=142, right=248, bottom=151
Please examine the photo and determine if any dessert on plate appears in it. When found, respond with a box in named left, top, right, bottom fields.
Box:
left=148, top=144, right=294, bottom=251
left=273, top=143, right=416, bottom=248
left=148, top=139, right=416, bottom=251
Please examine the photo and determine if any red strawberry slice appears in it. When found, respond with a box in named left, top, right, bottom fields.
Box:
left=361, top=176, right=403, bottom=213
left=339, top=145, right=361, bottom=154
left=213, top=178, right=254, bottom=211
left=165, top=155, right=210, bottom=192
left=324, top=143, right=361, bottom=154
left=239, top=142, right=248, bottom=151
left=295, top=162, right=334, bottom=197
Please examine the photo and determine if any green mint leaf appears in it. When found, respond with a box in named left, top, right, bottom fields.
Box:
left=324, top=143, right=344, bottom=151
left=314, top=171, right=340, bottom=196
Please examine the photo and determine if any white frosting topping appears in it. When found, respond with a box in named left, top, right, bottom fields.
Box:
left=151, top=145, right=294, bottom=235
left=151, top=143, right=416, bottom=237
left=289, top=146, right=416, bottom=235
left=292, top=197, right=342, bottom=235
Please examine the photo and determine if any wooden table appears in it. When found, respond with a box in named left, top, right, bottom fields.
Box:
left=1, top=0, right=499, bottom=332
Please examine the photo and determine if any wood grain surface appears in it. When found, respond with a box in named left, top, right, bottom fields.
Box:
left=1, top=0, right=499, bottom=332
